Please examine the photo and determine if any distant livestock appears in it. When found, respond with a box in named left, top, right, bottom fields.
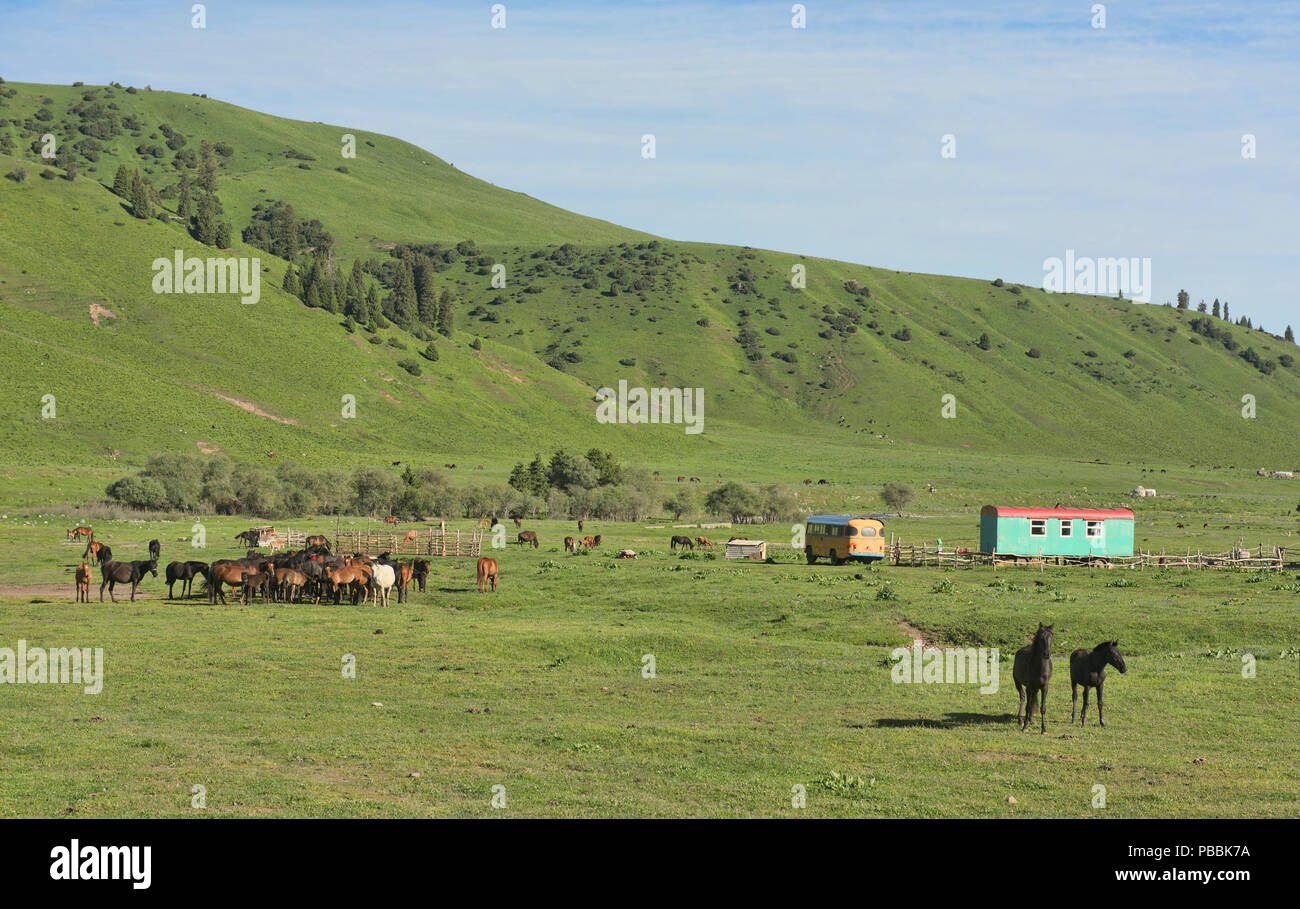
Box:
left=670, top=535, right=694, bottom=551
left=517, top=531, right=539, bottom=548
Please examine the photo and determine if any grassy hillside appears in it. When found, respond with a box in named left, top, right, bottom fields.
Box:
left=1, top=79, right=1298, bottom=482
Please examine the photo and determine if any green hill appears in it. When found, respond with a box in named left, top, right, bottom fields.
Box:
left=1, top=79, right=1298, bottom=489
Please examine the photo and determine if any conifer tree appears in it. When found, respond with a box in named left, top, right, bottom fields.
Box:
left=282, top=263, right=299, bottom=296
left=437, top=288, right=454, bottom=336
left=112, top=164, right=131, bottom=197
left=177, top=173, right=193, bottom=224
left=129, top=170, right=151, bottom=220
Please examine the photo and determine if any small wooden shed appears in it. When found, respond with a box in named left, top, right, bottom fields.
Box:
left=725, top=539, right=767, bottom=561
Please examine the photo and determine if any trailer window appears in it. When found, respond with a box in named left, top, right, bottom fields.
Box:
left=1059, top=521, right=1073, bottom=538
left=1030, top=520, right=1046, bottom=536
left=1086, top=520, right=1103, bottom=538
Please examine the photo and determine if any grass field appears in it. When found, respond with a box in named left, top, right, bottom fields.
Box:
left=1, top=500, right=1296, bottom=818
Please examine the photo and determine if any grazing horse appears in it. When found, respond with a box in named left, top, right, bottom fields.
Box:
left=100, top=559, right=158, bottom=603
left=817, top=479, right=829, bottom=485
left=1071, top=641, right=1127, bottom=727
left=517, top=531, right=539, bottom=548
left=580, top=535, right=599, bottom=549
left=384, top=515, right=398, bottom=525
left=412, top=558, right=430, bottom=593
left=305, top=535, right=329, bottom=550
left=564, top=536, right=577, bottom=553
left=84, top=540, right=110, bottom=564
left=696, top=537, right=715, bottom=550
left=275, top=568, right=308, bottom=603
left=165, top=560, right=210, bottom=599
left=402, top=529, right=418, bottom=544
left=1014, top=623, right=1055, bottom=734
left=670, top=535, right=694, bottom=551
left=74, top=562, right=92, bottom=602
left=148, top=539, right=161, bottom=561
left=209, top=562, right=256, bottom=605
left=327, top=563, right=372, bottom=605
left=476, top=557, right=498, bottom=592
left=67, top=526, right=93, bottom=541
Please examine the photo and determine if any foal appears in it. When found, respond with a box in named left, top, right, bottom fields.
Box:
left=1070, top=641, right=1127, bottom=727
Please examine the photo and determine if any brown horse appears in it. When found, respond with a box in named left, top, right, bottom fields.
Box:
left=477, top=557, right=498, bottom=592
left=402, top=529, right=418, bottom=544
left=275, top=567, right=308, bottom=603
left=514, top=517, right=522, bottom=529
left=412, top=558, right=430, bottom=592
left=384, top=515, right=398, bottom=525
left=395, top=562, right=414, bottom=603
left=580, top=535, right=600, bottom=549
left=517, top=531, right=539, bottom=548
left=74, top=562, right=92, bottom=602
left=327, top=563, right=373, bottom=605
left=696, top=537, right=715, bottom=550
left=305, top=534, right=329, bottom=549
left=239, top=570, right=272, bottom=604
left=208, top=562, right=248, bottom=604
left=67, top=526, right=93, bottom=541
left=564, top=536, right=577, bottom=553
left=84, top=539, right=110, bottom=564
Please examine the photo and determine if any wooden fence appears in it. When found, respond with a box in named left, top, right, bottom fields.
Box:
left=333, top=527, right=483, bottom=558
left=888, top=538, right=1286, bottom=570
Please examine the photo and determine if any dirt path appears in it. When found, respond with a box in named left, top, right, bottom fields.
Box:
left=0, top=583, right=158, bottom=600
left=897, top=618, right=934, bottom=647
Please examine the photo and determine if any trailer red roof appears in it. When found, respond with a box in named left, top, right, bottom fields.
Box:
left=980, top=505, right=1134, bottom=520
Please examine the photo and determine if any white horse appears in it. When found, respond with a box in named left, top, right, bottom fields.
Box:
left=371, top=563, right=396, bottom=607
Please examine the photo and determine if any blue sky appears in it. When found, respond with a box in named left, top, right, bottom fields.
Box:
left=3, top=0, right=1297, bottom=328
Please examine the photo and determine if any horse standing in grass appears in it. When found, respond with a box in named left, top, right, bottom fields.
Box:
left=670, top=535, right=694, bottom=551
left=517, top=531, right=539, bottom=548
left=1071, top=641, right=1127, bottom=727
left=165, top=560, right=210, bottom=599
left=148, top=539, right=161, bottom=562
left=74, top=562, right=92, bottom=602
left=564, top=537, right=577, bottom=553
left=477, top=557, right=498, bottom=592
left=1013, top=623, right=1054, bottom=733
left=412, top=558, right=430, bottom=593
left=100, top=559, right=157, bottom=603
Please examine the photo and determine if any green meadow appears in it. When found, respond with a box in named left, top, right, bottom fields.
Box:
left=0, top=81, right=1298, bottom=818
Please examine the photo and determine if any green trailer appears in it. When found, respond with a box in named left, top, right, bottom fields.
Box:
left=979, top=506, right=1134, bottom=559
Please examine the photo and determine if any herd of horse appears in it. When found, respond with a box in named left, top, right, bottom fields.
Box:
left=1013, top=623, right=1128, bottom=731
left=68, top=528, right=486, bottom=605
left=67, top=525, right=1131, bottom=729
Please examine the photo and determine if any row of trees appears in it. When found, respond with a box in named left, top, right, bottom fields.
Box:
left=99, top=453, right=810, bottom=523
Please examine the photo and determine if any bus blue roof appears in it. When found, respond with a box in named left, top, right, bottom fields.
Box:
left=808, top=514, right=888, bottom=523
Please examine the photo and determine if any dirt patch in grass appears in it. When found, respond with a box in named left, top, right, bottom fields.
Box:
left=209, top=391, right=299, bottom=425
left=89, top=303, right=116, bottom=326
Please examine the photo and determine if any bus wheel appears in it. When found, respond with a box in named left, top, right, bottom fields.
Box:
left=830, top=550, right=841, bottom=565
left=805, top=547, right=817, bottom=564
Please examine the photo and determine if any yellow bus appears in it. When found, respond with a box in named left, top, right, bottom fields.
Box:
left=804, top=514, right=887, bottom=564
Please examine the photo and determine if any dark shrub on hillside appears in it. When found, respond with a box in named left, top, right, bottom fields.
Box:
left=1026, top=348, right=1041, bottom=358
left=105, top=475, right=169, bottom=510
left=397, top=357, right=422, bottom=376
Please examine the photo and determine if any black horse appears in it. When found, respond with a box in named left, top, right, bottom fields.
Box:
left=165, top=560, right=210, bottom=599
left=100, top=559, right=158, bottom=603
left=412, top=558, right=430, bottom=593
left=94, top=543, right=112, bottom=566
left=148, top=539, right=161, bottom=561
left=670, top=535, right=694, bottom=551
left=1013, top=623, right=1054, bottom=733
left=235, top=530, right=260, bottom=548
left=1070, top=641, right=1127, bottom=727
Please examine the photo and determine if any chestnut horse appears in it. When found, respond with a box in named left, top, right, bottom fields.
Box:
left=74, top=562, right=92, bottom=602
left=696, top=537, right=715, bottom=550
left=517, top=531, right=538, bottom=548
left=67, top=526, right=93, bottom=541
left=476, top=557, right=498, bottom=592
left=564, top=537, right=577, bottom=553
